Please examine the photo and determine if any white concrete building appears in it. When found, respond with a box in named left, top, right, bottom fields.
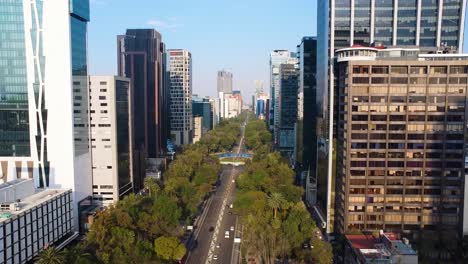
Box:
left=209, top=98, right=219, bottom=128
left=0, top=0, right=92, bottom=231
left=89, top=76, right=133, bottom=206
left=168, top=49, right=193, bottom=146
left=0, top=179, right=73, bottom=263
left=193, top=116, right=203, bottom=143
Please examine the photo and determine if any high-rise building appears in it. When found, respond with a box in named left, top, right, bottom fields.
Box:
left=89, top=76, right=133, bottom=206
left=316, top=0, right=467, bottom=235
left=117, top=29, right=169, bottom=191
left=225, top=91, right=243, bottom=119
left=168, top=49, right=193, bottom=146
left=296, top=37, right=318, bottom=203
left=325, top=0, right=466, bottom=50
left=193, top=95, right=212, bottom=133
left=278, top=64, right=299, bottom=158
left=217, top=70, right=233, bottom=93
left=209, top=98, right=220, bottom=128
left=269, top=50, right=298, bottom=144
left=0, top=0, right=93, bottom=231
left=193, top=116, right=203, bottom=143
left=334, top=47, right=467, bottom=237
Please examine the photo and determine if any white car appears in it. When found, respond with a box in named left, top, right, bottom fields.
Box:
left=230, top=226, right=235, bottom=231
left=213, top=255, right=218, bottom=260
left=216, top=243, right=220, bottom=249
left=225, top=231, right=230, bottom=238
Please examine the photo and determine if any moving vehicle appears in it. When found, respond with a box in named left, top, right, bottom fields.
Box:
left=230, top=226, right=234, bottom=231
left=225, top=231, right=230, bottom=238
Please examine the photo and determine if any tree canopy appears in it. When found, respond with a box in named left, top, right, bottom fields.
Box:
left=69, top=117, right=243, bottom=263
left=236, top=117, right=332, bottom=264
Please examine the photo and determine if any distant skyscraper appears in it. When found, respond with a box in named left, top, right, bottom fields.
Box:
left=217, top=70, right=233, bottom=93
left=255, top=80, right=264, bottom=94
left=209, top=97, right=220, bottom=128
left=89, top=76, right=133, bottom=206
left=270, top=50, right=297, bottom=144
left=193, top=95, right=212, bottom=132
left=168, top=49, right=193, bottom=146
left=278, top=64, right=299, bottom=157
left=0, top=0, right=92, bottom=231
left=117, top=29, right=169, bottom=191
left=316, top=0, right=467, bottom=235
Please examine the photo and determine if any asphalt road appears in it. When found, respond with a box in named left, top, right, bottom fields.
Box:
left=186, top=120, right=246, bottom=264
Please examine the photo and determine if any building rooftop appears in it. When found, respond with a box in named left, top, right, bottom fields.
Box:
left=346, top=232, right=417, bottom=262
left=0, top=179, right=70, bottom=223
left=336, top=45, right=467, bottom=62
left=346, top=234, right=377, bottom=249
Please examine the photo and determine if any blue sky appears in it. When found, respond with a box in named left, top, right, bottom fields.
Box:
left=88, top=0, right=316, bottom=99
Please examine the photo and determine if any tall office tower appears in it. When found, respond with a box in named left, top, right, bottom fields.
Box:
left=334, top=47, right=467, bottom=237
left=217, top=70, right=233, bottom=93
left=117, top=29, right=168, bottom=191
left=209, top=98, right=220, bottom=128
left=316, top=0, right=467, bottom=235
left=269, top=50, right=297, bottom=144
left=168, top=49, right=193, bottom=146
left=89, top=76, right=133, bottom=206
left=0, top=0, right=92, bottom=230
left=278, top=64, right=299, bottom=158
left=295, top=37, right=318, bottom=205
left=193, top=95, right=212, bottom=133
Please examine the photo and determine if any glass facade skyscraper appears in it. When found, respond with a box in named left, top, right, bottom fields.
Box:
left=269, top=50, right=297, bottom=145
left=296, top=37, right=317, bottom=194
left=0, top=1, right=30, bottom=158
left=0, top=0, right=93, bottom=233
left=278, top=63, right=299, bottom=157
left=325, top=0, right=466, bottom=51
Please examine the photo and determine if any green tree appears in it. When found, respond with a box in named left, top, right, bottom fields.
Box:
left=311, top=236, right=333, bottom=264
left=64, top=244, right=93, bottom=264
left=154, top=236, right=186, bottom=262
left=268, top=192, right=284, bottom=219
left=36, top=246, right=66, bottom=264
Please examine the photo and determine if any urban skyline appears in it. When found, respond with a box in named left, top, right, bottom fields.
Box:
left=87, top=0, right=316, bottom=99
left=2, top=0, right=468, bottom=263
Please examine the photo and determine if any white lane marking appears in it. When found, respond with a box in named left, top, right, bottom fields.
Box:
left=206, top=120, right=246, bottom=264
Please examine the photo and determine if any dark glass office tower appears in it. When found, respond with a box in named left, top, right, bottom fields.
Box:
left=117, top=29, right=169, bottom=191
left=296, top=37, right=317, bottom=185
left=278, top=64, right=299, bottom=157
left=193, top=96, right=212, bottom=132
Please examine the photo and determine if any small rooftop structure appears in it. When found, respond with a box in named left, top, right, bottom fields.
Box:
left=336, top=45, right=467, bottom=63
left=345, top=232, right=418, bottom=264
